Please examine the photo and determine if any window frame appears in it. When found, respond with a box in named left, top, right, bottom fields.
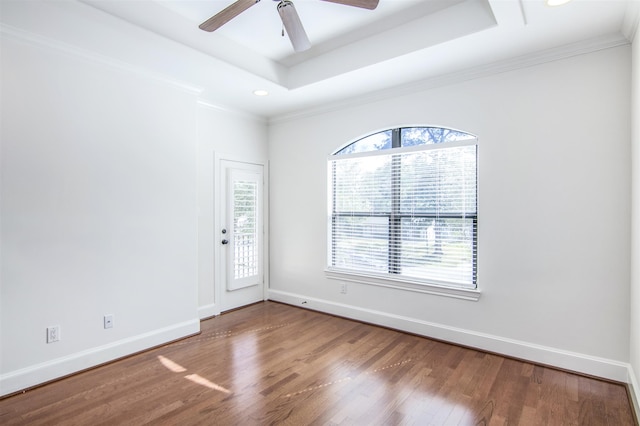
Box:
left=326, top=127, right=480, bottom=302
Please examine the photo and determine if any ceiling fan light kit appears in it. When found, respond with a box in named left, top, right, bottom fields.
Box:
left=199, top=0, right=379, bottom=53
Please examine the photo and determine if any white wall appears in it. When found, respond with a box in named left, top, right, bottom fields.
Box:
left=630, top=23, right=640, bottom=414
left=197, top=104, right=268, bottom=319
left=0, top=28, right=200, bottom=396
left=0, top=0, right=633, bottom=400
left=269, top=46, right=632, bottom=380
left=0, top=0, right=269, bottom=396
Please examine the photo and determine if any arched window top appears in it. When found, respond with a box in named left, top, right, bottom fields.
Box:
left=328, top=125, right=478, bottom=293
left=334, top=126, right=476, bottom=155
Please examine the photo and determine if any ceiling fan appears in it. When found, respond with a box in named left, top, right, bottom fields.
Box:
left=199, top=0, right=379, bottom=53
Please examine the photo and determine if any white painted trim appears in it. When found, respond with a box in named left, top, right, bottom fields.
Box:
left=214, top=153, right=270, bottom=311
left=0, top=319, right=200, bottom=397
left=0, top=24, right=203, bottom=96
left=623, top=0, right=640, bottom=42
left=325, top=269, right=481, bottom=302
left=629, top=365, right=640, bottom=422
left=198, top=303, right=220, bottom=320
left=270, top=33, right=630, bottom=124
left=268, top=289, right=629, bottom=382
left=197, top=99, right=267, bottom=124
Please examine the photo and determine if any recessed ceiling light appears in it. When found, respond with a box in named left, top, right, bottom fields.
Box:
left=546, top=0, right=572, bottom=6
left=253, top=89, right=269, bottom=96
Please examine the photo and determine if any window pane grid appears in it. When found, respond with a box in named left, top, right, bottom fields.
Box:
left=329, top=127, right=477, bottom=289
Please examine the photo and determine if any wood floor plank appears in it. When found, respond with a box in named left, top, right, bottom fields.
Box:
left=0, top=301, right=636, bottom=425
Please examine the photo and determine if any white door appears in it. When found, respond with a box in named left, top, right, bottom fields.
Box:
left=218, top=159, right=265, bottom=311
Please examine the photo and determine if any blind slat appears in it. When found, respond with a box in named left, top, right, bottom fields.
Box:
left=330, top=143, right=477, bottom=288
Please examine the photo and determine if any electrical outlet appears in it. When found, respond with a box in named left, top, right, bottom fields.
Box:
left=46, top=326, right=60, bottom=343
left=104, top=314, right=114, bottom=329
left=340, top=282, right=348, bottom=294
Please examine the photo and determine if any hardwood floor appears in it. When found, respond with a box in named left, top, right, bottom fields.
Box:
left=0, top=301, right=636, bottom=425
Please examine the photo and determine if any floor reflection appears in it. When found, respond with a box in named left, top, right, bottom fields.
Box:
left=157, top=355, right=230, bottom=394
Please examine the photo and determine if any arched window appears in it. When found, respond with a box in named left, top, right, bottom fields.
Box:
left=328, top=127, right=478, bottom=291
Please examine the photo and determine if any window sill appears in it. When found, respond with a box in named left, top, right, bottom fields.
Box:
left=325, top=268, right=481, bottom=302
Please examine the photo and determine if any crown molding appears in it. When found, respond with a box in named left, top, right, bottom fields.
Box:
left=197, top=99, right=268, bottom=123
left=0, top=23, right=269, bottom=124
left=622, top=0, right=640, bottom=42
left=269, top=32, right=630, bottom=125
left=0, top=24, right=203, bottom=96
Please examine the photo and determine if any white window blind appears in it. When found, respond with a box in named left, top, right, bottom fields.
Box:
left=329, top=142, right=477, bottom=289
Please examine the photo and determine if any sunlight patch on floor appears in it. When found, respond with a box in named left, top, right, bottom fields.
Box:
left=185, top=374, right=231, bottom=394
left=157, top=355, right=187, bottom=373
left=158, top=355, right=231, bottom=394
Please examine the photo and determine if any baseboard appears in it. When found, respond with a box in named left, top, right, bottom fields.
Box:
left=268, top=289, right=629, bottom=383
left=629, top=365, right=640, bottom=423
left=198, top=303, right=220, bottom=320
left=0, top=319, right=200, bottom=397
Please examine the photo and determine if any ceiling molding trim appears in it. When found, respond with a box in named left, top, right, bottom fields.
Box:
left=197, top=99, right=268, bottom=123
left=622, top=1, right=640, bottom=42
left=285, top=0, right=496, bottom=90
left=269, top=32, right=630, bottom=125
left=0, top=24, right=203, bottom=96
left=78, top=0, right=288, bottom=87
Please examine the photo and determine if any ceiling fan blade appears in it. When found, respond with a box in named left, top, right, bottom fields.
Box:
left=199, top=0, right=261, bottom=32
left=320, top=0, right=379, bottom=10
left=277, top=1, right=311, bottom=52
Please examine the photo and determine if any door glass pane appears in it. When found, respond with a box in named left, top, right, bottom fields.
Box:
left=233, top=179, right=257, bottom=279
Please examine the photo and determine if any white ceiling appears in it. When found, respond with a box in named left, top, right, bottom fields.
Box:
left=8, top=0, right=637, bottom=120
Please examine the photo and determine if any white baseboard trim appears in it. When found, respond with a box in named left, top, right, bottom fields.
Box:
left=0, top=319, right=200, bottom=397
left=198, top=303, right=220, bottom=320
left=629, top=365, right=640, bottom=421
left=268, top=289, right=629, bottom=383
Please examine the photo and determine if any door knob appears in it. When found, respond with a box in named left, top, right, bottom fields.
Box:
left=221, top=239, right=229, bottom=245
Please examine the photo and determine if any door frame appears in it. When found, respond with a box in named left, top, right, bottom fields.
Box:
left=213, top=152, right=269, bottom=313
